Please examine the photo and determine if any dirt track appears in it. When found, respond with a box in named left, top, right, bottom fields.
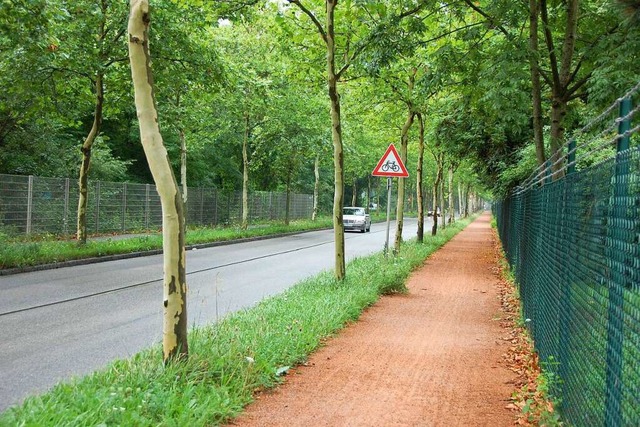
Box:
left=229, top=214, right=517, bottom=426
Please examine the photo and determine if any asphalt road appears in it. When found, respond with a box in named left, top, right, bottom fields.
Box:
left=0, top=218, right=426, bottom=412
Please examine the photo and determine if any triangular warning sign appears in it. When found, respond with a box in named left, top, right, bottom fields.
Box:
left=372, top=144, right=409, bottom=177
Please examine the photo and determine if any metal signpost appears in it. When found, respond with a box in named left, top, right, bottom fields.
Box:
left=371, top=144, right=409, bottom=256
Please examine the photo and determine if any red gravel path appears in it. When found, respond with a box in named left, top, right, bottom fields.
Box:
left=228, top=213, right=517, bottom=426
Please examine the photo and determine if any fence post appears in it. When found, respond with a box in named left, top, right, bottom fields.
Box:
left=95, top=180, right=101, bottom=233
left=122, top=182, right=127, bottom=232
left=604, top=96, right=632, bottom=427
left=145, top=184, right=150, bottom=230
left=63, top=178, right=70, bottom=235
left=200, top=187, right=204, bottom=226
left=26, top=175, right=33, bottom=234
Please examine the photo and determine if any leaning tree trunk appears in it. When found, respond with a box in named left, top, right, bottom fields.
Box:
left=76, top=72, right=104, bottom=244
left=128, top=0, right=188, bottom=363
left=416, top=114, right=425, bottom=243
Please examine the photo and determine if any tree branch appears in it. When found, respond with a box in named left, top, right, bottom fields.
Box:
left=287, top=0, right=328, bottom=45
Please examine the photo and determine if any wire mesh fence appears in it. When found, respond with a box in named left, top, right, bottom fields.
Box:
left=494, top=84, right=639, bottom=426
left=0, top=175, right=314, bottom=236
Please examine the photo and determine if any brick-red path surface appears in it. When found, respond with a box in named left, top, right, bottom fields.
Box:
left=228, top=214, right=516, bottom=426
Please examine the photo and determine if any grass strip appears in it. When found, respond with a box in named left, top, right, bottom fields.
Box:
left=0, top=217, right=475, bottom=427
left=0, top=218, right=334, bottom=270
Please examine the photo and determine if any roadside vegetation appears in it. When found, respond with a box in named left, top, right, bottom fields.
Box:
left=0, top=218, right=333, bottom=271
left=0, top=217, right=474, bottom=426
left=0, top=212, right=397, bottom=271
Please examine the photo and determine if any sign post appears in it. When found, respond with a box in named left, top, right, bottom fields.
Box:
left=372, top=144, right=409, bottom=256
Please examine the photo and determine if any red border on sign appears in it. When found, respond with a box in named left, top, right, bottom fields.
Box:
left=372, top=144, right=409, bottom=177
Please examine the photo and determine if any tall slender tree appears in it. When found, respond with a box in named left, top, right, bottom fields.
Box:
left=128, top=0, right=188, bottom=362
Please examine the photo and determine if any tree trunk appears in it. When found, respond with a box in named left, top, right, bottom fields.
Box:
left=431, top=154, right=443, bottom=236
left=242, top=111, right=250, bottom=229
left=464, top=182, right=470, bottom=217
left=416, top=114, right=425, bottom=243
left=351, top=177, right=357, bottom=206
left=393, top=109, right=415, bottom=253
left=180, top=128, right=187, bottom=205
left=366, top=176, right=371, bottom=213
left=458, top=183, right=464, bottom=217
left=76, top=73, right=104, bottom=244
left=440, top=172, right=446, bottom=229
left=541, top=0, right=579, bottom=178
left=128, top=0, right=188, bottom=362
left=447, top=166, right=454, bottom=224
left=312, top=154, right=319, bottom=221
left=327, top=0, right=346, bottom=280
left=529, top=0, right=546, bottom=166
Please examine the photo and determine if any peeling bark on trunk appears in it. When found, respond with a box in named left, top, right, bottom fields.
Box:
left=242, top=111, right=250, bottom=230
left=416, top=114, right=425, bottom=243
left=76, top=73, right=104, bottom=245
left=128, top=0, right=188, bottom=362
left=312, top=154, right=319, bottom=221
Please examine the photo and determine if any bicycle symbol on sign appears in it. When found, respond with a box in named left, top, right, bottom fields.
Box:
left=381, top=160, right=400, bottom=172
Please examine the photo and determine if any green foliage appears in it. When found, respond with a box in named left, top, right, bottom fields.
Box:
left=0, top=217, right=474, bottom=426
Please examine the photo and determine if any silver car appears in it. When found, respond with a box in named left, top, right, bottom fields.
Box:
left=342, top=207, right=371, bottom=233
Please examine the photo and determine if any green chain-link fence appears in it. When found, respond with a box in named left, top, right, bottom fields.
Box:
left=494, top=83, right=640, bottom=426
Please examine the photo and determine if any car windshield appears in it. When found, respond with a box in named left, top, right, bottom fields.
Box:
left=343, top=208, right=364, bottom=216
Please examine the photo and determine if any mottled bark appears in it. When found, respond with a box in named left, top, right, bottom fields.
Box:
left=128, top=0, right=188, bottom=362
left=351, top=177, right=357, bottom=206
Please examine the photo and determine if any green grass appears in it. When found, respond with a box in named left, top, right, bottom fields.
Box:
left=0, top=217, right=475, bottom=427
left=0, top=218, right=333, bottom=270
